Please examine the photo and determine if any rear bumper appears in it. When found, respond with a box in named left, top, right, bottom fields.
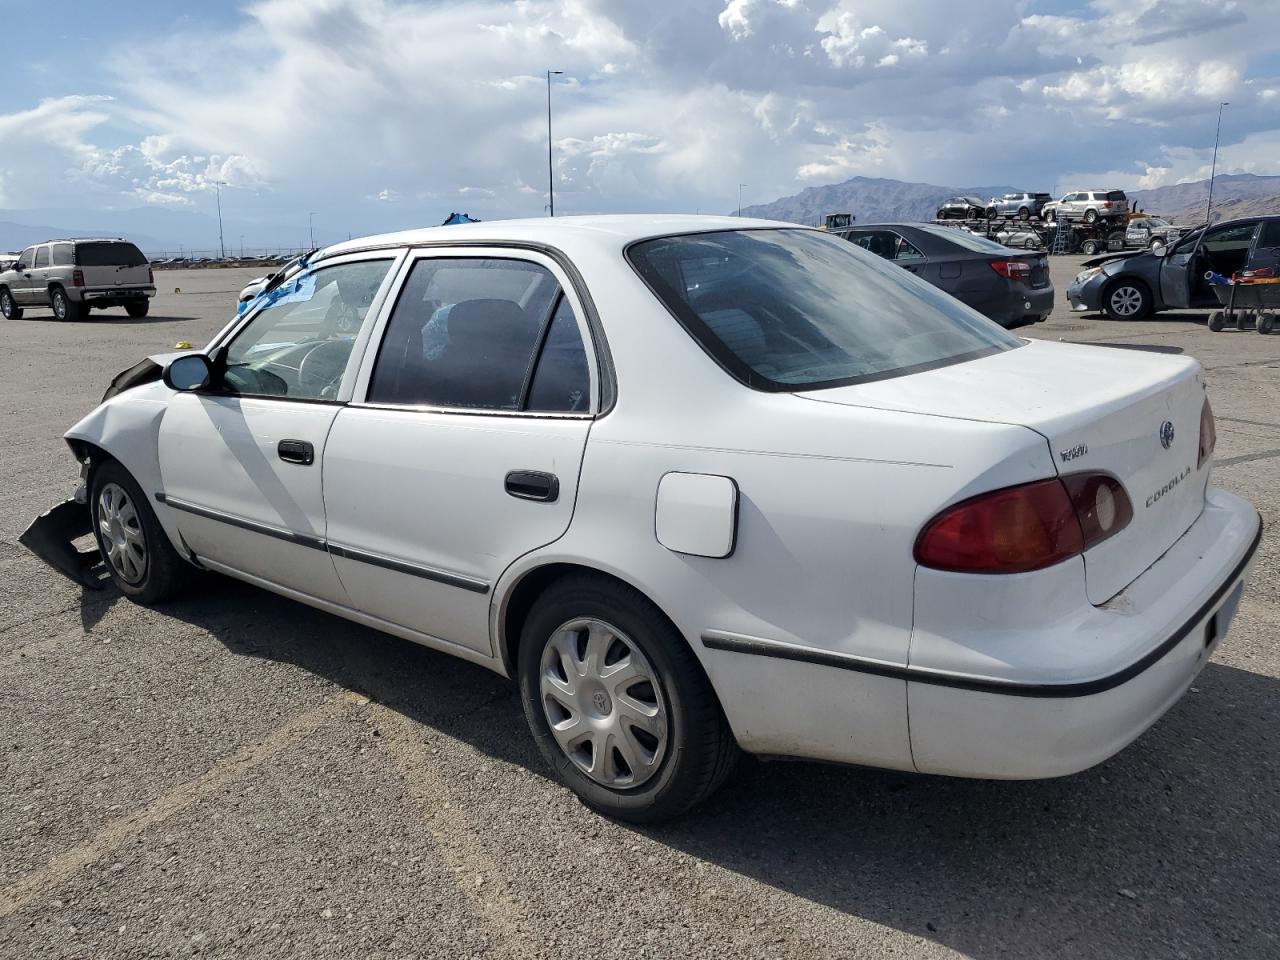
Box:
left=979, top=283, right=1054, bottom=326
left=75, top=286, right=156, bottom=303
left=908, top=488, right=1261, bottom=778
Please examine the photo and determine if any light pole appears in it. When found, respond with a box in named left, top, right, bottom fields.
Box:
left=239, top=235, right=244, bottom=259
left=547, top=70, right=564, bottom=216
left=214, top=180, right=227, bottom=259
left=309, top=212, right=316, bottom=249
left=738, top=183, right=747, bottom=217
left=1205, top=101, right=1230, bottom=225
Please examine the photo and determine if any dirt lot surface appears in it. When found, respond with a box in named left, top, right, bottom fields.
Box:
left=2, top=260, right=1278, bottom=959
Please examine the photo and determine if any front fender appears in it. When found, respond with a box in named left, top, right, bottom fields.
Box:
left=65, top=380, right=184, bottom=551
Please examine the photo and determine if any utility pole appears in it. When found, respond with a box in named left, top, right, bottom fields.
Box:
left=738, top=183, right=747, bottom=217
left=239, top=235, right=244, bottom=259
left=214, top=181, right=227, bottom=259
left=1205, top=101, right=1230, bottom=225
left=547, top=70, right=564, bottom=216
left=309, top=212, right=316, bottom=249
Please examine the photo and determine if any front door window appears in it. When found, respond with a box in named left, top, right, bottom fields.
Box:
left=222, top=258, right=394, bottom=400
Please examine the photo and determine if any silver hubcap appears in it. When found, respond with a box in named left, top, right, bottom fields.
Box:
left=53, top=293, right=66, bottom=318
left=97, top=482, right=147, bottom=584
left=539, top=618, right=669, bottom=789
left=1, top=292, right=10, bottom=314
left=1110, top=286, right=1142, bottom=317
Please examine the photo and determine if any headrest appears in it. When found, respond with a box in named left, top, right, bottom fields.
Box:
left=445, top=299, right=531, bottom=347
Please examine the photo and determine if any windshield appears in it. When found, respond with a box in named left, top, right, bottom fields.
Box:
left=627, top=229, right=1019, bottom=392
left=915, top=225, right=1015, bottom=254
left=75, top=242, right=147, bottom=267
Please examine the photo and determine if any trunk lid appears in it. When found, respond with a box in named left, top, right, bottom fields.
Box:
left=798, top=339, right=1209, bottom=603
left=75, top=241, right=151, bottom=288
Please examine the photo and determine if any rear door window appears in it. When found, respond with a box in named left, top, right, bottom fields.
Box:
left=367, top=257, right=590, bottom=412
left=33, top=246, right=49, bottom=268
left=74, top=242, right=148, bottom=267
left=1255, top=220, right=1280, bottom=249
left=845, top=230, right=898, bottom=260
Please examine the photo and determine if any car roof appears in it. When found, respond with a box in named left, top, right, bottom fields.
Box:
left=313, top=214, right=794, bottom=262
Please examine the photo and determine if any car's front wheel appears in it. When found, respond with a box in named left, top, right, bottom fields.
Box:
left=50, top=287, right=85, bottom=322
left=1103, top=279, right=1152, bottom=320
left=518, top=574, right=737, bottom=823
left=0, top=287, right=21, bottom=320
left=1084, top=209, right=1099, bottom=224
left=90, top=459, right=189, bottom=603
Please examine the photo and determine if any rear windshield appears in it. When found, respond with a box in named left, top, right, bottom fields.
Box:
left=1105, top=190, right=1128, bottom=201
left=1033, top=193, right=1052, bottom=200
left=914, top=224, right=1014, bottom=254
left=75, top=242, right=147, bottom=267
left=627, top=229, right=1019, bottom=392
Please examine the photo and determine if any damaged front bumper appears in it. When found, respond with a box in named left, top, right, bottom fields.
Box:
left=18, top=462, right=105, bottom=589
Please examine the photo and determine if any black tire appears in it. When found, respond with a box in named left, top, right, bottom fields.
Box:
left=1102, top=279, right=1152, bottom=321
left=986, top=207, right=998, bottom=220
left=1084, top=209, right=1099, bottom=224
left=1043, top=209, right=1055, bottom=223
left=1208, top=311, right=1225, bottom=332
left=517, top=574, right=737, bottom=823
left=969, top=207, right=983, bottom=219
left=1081, top=239, right=1099, bottom=256
left=50, top=286, right=85, bottom=322
left=1260, top=312, right=1275, bottom=335
left=125, top=300, right=150, bottom=318
left=89, top=459, right=190, bottom=604
left=1018, top=207, right=1030, bottom=221
left=0, top=287, right=21, bottom=320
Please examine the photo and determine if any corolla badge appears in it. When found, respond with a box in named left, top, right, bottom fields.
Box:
left=1159, top=420, right=1175, bottom=449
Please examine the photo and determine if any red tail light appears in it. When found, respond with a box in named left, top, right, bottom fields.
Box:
left=990, top=259, right=1032, bottom=280
left=1198, top=398, right=1216, bottom=468
left=915, top=473, right=1132, bottom=574
left=1102, top=201, right=1113, bottom=208
left=148, top=266, right=154, bottom=283
left=72, top=269, right=85, bottom=288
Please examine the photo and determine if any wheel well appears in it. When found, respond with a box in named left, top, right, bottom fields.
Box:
left=498, top=563, right=681, bottom=676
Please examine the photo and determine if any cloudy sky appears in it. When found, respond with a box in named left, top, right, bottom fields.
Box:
left=2, top=0, right=1279, bottom=248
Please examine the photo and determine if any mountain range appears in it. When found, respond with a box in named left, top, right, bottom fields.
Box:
left=740, top=173, right=1280, bottom=227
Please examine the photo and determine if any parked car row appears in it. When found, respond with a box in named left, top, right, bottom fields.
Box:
left=937, top=189, right=1132, bottom=224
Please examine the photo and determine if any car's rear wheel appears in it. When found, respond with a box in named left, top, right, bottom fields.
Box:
left=90, top=459, right=189, bottom=603
left=1103, top=280, right=1151, bottom=320
left=0, top=288, right=21, bottom=320
left=125, top=300, right=149, bottom=318
left=1081, top=239, right=1099, bottom=255
left=50, top=287, right=84, bottom=322
left=517, top=574, right=737, bottom=823
left=1018, top=207, right=1030, bottom=221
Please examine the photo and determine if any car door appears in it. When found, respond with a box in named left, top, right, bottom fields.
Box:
left=10, top=247, right=35, bottom=302
left=156, top=252, right=402, bottom=603
left=1246, top=218, right=1280, bottom=272
left=33, top=244, right=55, bottom=302
left=322, top=249, right=597, bottom=655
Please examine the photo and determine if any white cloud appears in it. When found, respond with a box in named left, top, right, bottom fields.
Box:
left=0, top=0, right=1276, bottom=240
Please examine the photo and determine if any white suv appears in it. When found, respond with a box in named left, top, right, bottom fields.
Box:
left=0, top=239, right=155, bottom=321
left=1043, top=190, right=1130, bottom=224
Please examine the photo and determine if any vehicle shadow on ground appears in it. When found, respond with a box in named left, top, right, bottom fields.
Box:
left=16, top=312, right=197, bottom=324
left=95, top=572, right=1280, bottom=958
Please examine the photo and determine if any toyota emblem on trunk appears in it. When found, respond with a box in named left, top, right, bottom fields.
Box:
left=1159, top=420, right=1175, bottom=449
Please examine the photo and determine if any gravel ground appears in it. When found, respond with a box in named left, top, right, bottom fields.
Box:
left=1, top=260, right=1278, bottom=959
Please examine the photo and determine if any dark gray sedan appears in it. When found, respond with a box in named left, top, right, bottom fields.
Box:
left=835, top=223, right=1054, bottom=328
left=1067, top=215, right=1280, bottom=320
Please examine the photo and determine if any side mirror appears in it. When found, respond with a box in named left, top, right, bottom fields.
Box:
left=1152, top=242, right=1167, bottom=258
left=163, top=354, right=213, bottom=391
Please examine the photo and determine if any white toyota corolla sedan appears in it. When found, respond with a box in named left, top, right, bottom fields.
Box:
left=22, top=216, right=1261, bottom=822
